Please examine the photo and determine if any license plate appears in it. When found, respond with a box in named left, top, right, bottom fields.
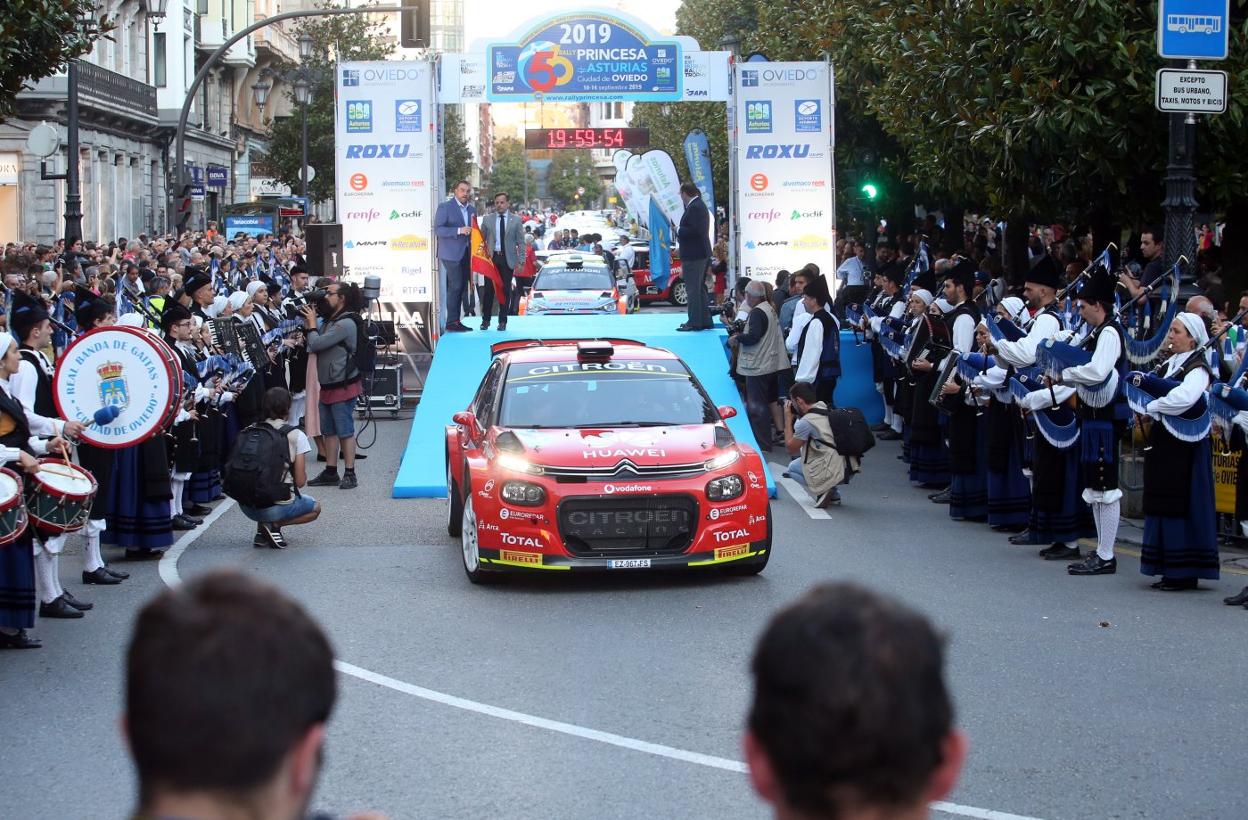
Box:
left=608, top=559, right=651, bottom=569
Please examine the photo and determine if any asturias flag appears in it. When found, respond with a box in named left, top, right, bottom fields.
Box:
left=470, top=213, right=505, bottom=304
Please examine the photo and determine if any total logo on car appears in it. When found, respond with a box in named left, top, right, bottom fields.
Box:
left=517, top=253, right=630, bottom=315
left=445, top=340, right=771, bottom=583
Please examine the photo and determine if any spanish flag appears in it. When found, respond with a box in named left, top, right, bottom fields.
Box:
left=470, top=213, right=505, bottom=304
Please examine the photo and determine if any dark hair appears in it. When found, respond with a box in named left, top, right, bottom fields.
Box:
left=127, top=571, right=336, bottom=802
left=494, top=191, right=509, bottom=201
left=788, top=381, right=817, bottom=404
left=680, top=181, right=700, bottom=197
left=262, top=386, right=293, bottom=420
left=1141, top=225, right=1164, bottom=244
left=454, top=179, right=471, bottom=190
left=749, top=583, right=952, bottom=817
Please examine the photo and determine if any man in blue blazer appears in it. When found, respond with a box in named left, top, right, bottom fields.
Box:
left=676, top=181, right=713, bottom=331
left=434, top=179, right=475, bottom=332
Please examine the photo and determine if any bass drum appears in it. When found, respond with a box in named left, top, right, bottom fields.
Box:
left=53, top=326, right=183, bottom=449
left=0, top=467, right=28, bottom=546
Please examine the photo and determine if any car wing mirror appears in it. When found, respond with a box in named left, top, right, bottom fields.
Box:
left=717, top=405, right=738, bottom=420
left=452, top=410, right=480, bottom=438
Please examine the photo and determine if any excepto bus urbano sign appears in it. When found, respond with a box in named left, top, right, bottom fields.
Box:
left=487, top=12, right=682, bottom=103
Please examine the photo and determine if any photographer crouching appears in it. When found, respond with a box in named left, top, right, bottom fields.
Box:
left=300, top=281, right=365, bottom=490
left=726, top=280, right=792, bottom=449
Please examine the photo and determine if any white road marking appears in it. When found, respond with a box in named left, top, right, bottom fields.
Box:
left=160, top=498, right=1045, bottom=820
left=774, top=474, right=832, bottom=519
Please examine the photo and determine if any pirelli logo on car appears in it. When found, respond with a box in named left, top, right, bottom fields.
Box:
left=500, top=550, right=543, bottom=566
left=714, top=544, right=751, bottom=562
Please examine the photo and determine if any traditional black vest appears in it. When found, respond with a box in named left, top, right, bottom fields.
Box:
left=18, top=347, right=56, bottom=419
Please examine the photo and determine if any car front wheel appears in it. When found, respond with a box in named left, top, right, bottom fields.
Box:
left=670, top=278, right=688, bottom=306
left=460, top=493, right=495, bottom=584
left=446, top=455, right=462, bottom=537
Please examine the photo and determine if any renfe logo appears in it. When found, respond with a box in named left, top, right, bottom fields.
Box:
left=345, top=144, right=411, bottom=159
left=747, top=209, right=783, bottom=223
left=344, top=209, right=380, bottom=222
left=745, top=144, right=811, bottom=159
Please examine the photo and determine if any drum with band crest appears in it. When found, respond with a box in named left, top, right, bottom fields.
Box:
left=25, top=458, right=97, bottom=534
left=53, top=326, right=182, bottom=449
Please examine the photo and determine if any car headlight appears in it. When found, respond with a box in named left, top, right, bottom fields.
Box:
left=497, top=452, right=545, bottom=475
left=502, top=480, right=546, bottom=506
left=705, top=449, right=741, bottom=471
left=706, top=474, right=744, bottom=502
left=527, top=302, right=547, bottom=313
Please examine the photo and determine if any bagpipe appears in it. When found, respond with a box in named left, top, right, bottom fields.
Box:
left=1008, top=369, right=1080, bottom=449
left=928, top=353, right=963, bottom=414
left=986, top=311, right=1028, bottom=343
left=902, top=312, right=952, bottom=382
left=1124, top=369, right=1210, bottom=443
left=1119, top=259, right=1182, bottom=366
left=1034, top=335, right=1120, bottom=408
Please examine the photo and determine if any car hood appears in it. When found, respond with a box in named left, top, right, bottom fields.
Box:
left=530, top=289, right=615, bottom=308
left=508, top=425, right=718, bottom=467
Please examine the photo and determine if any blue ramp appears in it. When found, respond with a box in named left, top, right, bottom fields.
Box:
left=394, top=313, right=774, bottom=498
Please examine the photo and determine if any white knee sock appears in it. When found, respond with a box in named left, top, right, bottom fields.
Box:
left=83, top=519, right=106, bottom=572
left=170, top=477, right=185, bottom=517
left=34, top=551, right=61, bottom=604
left=883, top=405, right=894, bottom=426
left=1096, top=501, right=1119, bottom=561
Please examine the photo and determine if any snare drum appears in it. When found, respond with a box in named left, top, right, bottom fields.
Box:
left=0, top=467, right=28, bottom=546
left=54, top=325, right=182, bottom=449
left=26, top=459, right=97, bottom=534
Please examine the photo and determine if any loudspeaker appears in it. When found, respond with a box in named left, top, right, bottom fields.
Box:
left=305, top=223, right=343, bottom=279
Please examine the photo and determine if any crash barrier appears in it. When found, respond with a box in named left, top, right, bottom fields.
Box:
left=392, top=317, right=881, bottom=498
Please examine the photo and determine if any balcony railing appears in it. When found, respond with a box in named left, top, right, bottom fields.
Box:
left=77, top=61, right=157, bottom=118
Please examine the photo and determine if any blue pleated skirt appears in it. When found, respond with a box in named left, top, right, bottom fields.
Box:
left=0, top=530, right=35, bottom=629
left=1027, top=446, right=1094, bottom=545
left=950, top=420, right=988, bottom=521
left=909, top=440, right=949, bottom=485
left=187, top=469, right=221, bottom=504
left=103, top=445, right=173, bottom=551
left=1141, top=438, right=1220, bottom=580
left=988, top=438, right=1031, bottom=527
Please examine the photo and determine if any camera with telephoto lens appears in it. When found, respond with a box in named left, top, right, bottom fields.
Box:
left=709, top=299, right=746, bottom=334
left=282, top=288, right=328, bottom=319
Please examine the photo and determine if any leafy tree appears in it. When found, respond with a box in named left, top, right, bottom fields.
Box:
left=0, top=0, right=108, bottom=121
left=629, top=102, right=729, bottom=210
left=483, top=137, right=532, bottom=204
left=547, top=149, right=601, bottom=207
left=266, top=4, right=393, bottom=204
left=441, top=106, right=474, bottom=191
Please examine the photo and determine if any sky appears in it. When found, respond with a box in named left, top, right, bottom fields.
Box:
left=463, top=0, right=678, bottom=48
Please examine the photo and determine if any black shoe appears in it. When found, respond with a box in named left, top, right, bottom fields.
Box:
left=102, top=565, right=129, bottom=580
left=61, top=590, right=93, bottom=611
left=480, top=320, right=490, bottom=330
left=676, top=323, right=696, bottom=331
left=124, top=548, right=164, bottom=561
left=918, top=482, right=948, bottom=490
left=253, top=532, right=268, bottom=549
left=877, top=430, right=902, bottom=441
left=446, top=322, right=472, bottom=333
left=345, top=452, right=367, bottom=460
left=1009, top=531, right=1037, bottom=545
left=929, top=490, right=951, bottom=504
left=82, top=567, right=122, bottom=585
left=260, top=523, right=287, bottom=549
left=338, top=472, right=358, bottom=490
left=815, top=489, right=842, bottom=507
left=870, top=422, right=890, bottom=432
left=0, top=629, right=41, bottom=649
left=498, top=321, right=507, bottom=331
left=1068, top=555, right=1116, bottom=575
left=1041, top=543, right=1081, bottom=561
left=39, top=596, right=84, bottom=619
left=185, top=504, right=212, bottom=517
left=991, top=523, right=1028, bottom=534
left=1223, top=586, right=1248, bottom=606
left=1154, top=577, right=1199, bottom=592
left=171, top=514, right=199, bottom=530
left=307, top=469, right=340, bottom=487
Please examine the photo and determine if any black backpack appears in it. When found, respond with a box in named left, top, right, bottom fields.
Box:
left=343, top=314, right=377, bottom=377
left=810, top=407, right=876, bottom=458
left=222, top=423, right=295, bottom=507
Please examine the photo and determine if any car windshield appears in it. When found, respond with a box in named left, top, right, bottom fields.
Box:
left=534, top=267, right=614, bottom=291
left=500, top=358, right=718, bottom=428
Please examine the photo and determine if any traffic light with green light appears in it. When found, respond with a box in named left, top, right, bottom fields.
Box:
left=861, top=182, right=879, bottom=201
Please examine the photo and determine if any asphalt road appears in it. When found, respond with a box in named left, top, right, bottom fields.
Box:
left=2, top=410, right=1246, bottom=820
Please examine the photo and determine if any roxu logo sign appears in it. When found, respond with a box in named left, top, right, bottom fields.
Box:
left=745, top=144, right=811, bottom=159
left=344, top=144, right=412, bottom=159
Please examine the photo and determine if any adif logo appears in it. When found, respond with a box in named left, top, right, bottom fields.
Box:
left=741, top=70, right=759, bottom=87
left=745, top=144, right=810, bottom=159
left=341, top=69, right=360, bottom=86
left=345, top=209, right=381, bottom=222
left=389, top=209, right=423, bottom=220
left=344, top=144, right=411, bottom=159
left=791, top=209, right=825, bottom=220
left=747, top=209, right=782, bottom=223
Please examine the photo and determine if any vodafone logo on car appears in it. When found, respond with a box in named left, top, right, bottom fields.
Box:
left=604, top=483, right=654, bottom=495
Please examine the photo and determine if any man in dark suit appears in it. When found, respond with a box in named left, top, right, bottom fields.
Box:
left=433, top=180, right=474, bottom=333
left=676, top=181, right=713, bottom=331
left=479, top=192, right=525, bottom=330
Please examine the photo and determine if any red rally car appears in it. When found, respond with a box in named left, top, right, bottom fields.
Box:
left=445, top=339, right=772, bottom=583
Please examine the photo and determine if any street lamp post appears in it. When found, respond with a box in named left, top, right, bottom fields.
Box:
left=294, top=78, right=312, bottom=203
left=173, top=6, right=399, bottom=231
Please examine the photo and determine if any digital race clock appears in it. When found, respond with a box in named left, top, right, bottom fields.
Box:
left=524, top=128, right=651, bottom=150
